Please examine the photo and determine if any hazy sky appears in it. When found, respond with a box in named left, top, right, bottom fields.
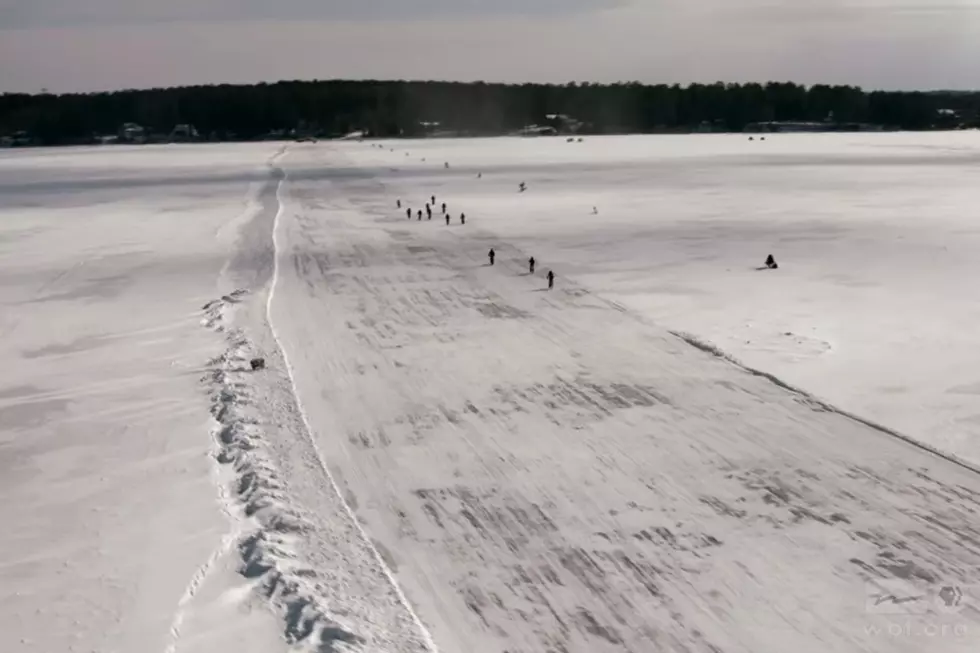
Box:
left=1, top=0, right=979, bottom=93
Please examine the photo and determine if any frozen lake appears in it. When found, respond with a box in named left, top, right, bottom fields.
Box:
left=2, top=133, right=980, bottom=653
left=341, top=132, right=980, bottom=464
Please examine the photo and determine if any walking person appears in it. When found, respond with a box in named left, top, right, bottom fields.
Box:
left=441, top=202, right=447, bottom=214
left=547, top=270, right=555, bottom=290
left=406, top=207, right=411, bottom=219
left=529, top=257, right=535, bottom=274
left=417, top=209, right=422, bottom=221
left=426, top=204, right=432, bottom=219
left=397, top=199, right=402, bottom=208
left=431, top=195, right=436, bottom=206
left=488, top=248, right=495, bottom=266
left=460, top=213, right=466, bottom=225
left=445, top=214, right=450, bottom=226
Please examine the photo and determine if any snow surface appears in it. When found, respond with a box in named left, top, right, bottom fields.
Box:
left=3, top=133, right=980, bottom=653
left=0, top=144, right=287, bottom=653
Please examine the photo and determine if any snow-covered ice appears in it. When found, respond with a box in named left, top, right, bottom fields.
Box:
left=3, top=133, right=980, bottom=653
left=0, top=144, right=287, bottom=653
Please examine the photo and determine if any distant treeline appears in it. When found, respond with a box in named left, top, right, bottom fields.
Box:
left=1, top=80, right=979, bottom=145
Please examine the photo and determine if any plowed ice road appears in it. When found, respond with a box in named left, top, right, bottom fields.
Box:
left=3, top=134, right=980, bottom=653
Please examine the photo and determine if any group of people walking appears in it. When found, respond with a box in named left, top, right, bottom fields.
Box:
left=488, top=249, right=554, bottom=290
left=398, top=192, right=556, bottom=291
left=399, top=196, right=465, bottom=226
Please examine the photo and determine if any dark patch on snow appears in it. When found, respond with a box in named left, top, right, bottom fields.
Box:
left=699, top=496, right=747, bottom=519
left=0, top=384, right=44, bottom=400
left=21, top=334, right=110, bottom=359
left=0, top=397, right=70, bottom=429
left=474, top=302, right=530, bottom=320
left=30, top=274, right=131, bottom=304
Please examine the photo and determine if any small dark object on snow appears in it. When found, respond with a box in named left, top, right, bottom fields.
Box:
left=547, top=271, right=555, bottom=289
left=749, top=137, right=755, bottom=141
left=519, top=182, right=526, bottom=192
left=765, top=254, right=778, bottom=269
left=407, top=207, right=412, bottom=219
left=431, top=195, right=436, bottom=205
left=417, top=210, right=422, bottom=221
left=445, top=162, right=450, bottom=168
left=529, top=257, right=536, bottom=274
left=250, top=358, right=266, bottom=370
left=397, top=199, right=401, bottom=208
left=460, top=213, right=466, bottom=225
left=488, top=248, right=495, bottom=265
left=441, top=202, right=446, bottom=214
left=445, top=214, right=450, bottom=225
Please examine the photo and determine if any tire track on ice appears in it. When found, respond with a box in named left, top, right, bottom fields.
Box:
left=267, top=164, right=440, bottom=653
left=169, top=150, right=438, bottom=653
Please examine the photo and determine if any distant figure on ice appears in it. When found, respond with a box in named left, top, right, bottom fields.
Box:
left=445, top=214, right=450, bottom=225
left=441, top=202, right=446, bottom=214
left=460, top=213, right=466, bottom=225
left=765, top=254, right=778, bottom=269
left=425, top=203, right=431, bottom=216
left=478, top=172, right=482, bottom=179
left=592, top=206, right=598, bottom=215
left=547, top=270, right=555, bottom=290
left=488, top=248, right=495, bottom=266
left=406, top=207, right=412, bottom=219
left=529, top=257, right=536, bottom=274
left=417, top=209, right=423, bottom=221
left=397, top=199, right=401, bottom=208
left=519, top=182, right=527, bottom=192
left=445, top=162, right=450, bottom=169
left=431, top=195, right=436, bottom=205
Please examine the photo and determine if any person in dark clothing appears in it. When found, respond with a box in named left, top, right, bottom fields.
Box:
left=488, top=249, right=495, bottom=265
left=425, top=203, right=431, bottom=217
left=431, top=195, right=436, bottom=205
left=460, top=213, right=466, bottom=225
left=445, top=214, right=450, bottom=225
left=417, top=210, right=422, bottom=221
left=441, top=202, right=446, bottom=214
left=529, top=257, right=535, bottom=274
left=519, top=182, right=526, bottom=192
left=406, top=207, right=411, bottom=219
left=547, top=271, right=555, bottom=289
left=397, top=199, right=402, bottom=208
left=765, top=254, right=778, bottom=269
